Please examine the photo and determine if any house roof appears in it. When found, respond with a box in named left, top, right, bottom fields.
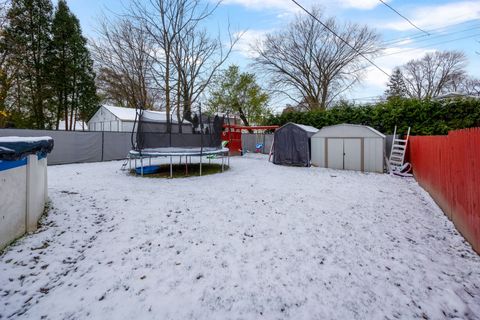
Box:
left=103, top=105, right=189, bottom=123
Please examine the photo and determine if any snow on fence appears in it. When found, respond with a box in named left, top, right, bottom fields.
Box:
left=409, top=128, right=480, bottom=254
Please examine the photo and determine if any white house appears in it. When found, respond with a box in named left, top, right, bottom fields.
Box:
left=87, top=105, right=190, bottom=132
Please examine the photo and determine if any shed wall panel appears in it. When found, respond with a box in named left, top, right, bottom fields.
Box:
left=311, top=137, right=325, bottom=167
left=363, top=138, right=384, bottom=173
left=327, top=139, right=344, bottom=170
left=344, top=139, right=362, bottom=171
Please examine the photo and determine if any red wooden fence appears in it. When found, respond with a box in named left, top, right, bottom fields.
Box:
left=409, top=128, right=480, bottom=254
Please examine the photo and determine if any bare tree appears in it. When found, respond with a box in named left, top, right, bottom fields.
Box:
left=128, top=0, right=238, bottom=130
left=401, top=51, right=467, bottom=99
left=91, top=17, right=158, bottom=110
left=456, top=76, right=480, bottom=96
left=172, top=24, right=239, bottom=124
left=252, top=7, right=381, bottom=110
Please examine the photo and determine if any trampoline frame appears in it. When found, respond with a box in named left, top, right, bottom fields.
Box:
left=128, top=147, right=230, bottom=177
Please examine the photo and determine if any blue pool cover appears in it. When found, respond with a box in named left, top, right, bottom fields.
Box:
left=0, top=136, right=54, bottom=161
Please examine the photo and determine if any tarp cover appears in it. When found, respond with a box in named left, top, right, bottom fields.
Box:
left=273, top=123, right=318, bottom=167
left=0, top=136, right=54, bottom=161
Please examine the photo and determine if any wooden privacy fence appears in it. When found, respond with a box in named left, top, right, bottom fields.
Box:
left=409, top=128, right=480, bottom=253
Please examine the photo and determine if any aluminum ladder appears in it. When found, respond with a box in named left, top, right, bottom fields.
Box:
left=389, top=126, right=411, bottom=171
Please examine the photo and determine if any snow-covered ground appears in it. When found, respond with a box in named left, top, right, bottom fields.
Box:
left=1, top=154, right=479, bottom=320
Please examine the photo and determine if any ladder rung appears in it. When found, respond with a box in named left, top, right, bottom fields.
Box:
left=391, top=155, right=403, bottom=160
left=392, top=145, right=406, bottom=149
left=390, top=160, right=403, bottom=165
left=394, top=139, right=407, bottom=143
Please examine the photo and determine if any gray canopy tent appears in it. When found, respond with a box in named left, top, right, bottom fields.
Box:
left=272, top=123, right=319, bottom=167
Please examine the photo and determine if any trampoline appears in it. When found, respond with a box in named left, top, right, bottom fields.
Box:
left=127, top=104, right=229, bottom=177
left=128, top=147, right=229, bottom=177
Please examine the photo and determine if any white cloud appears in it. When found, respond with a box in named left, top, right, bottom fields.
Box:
left=340, top=0, right=384, bottom=10
left=221, top=0, right=383, bottom=12
left=221, top=0, right=298, bottom=11
left=384, top=1, right=480, bottom=31
left=233, top=29, right=270, bottom=58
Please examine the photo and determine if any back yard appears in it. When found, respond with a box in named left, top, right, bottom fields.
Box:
left=1, top=154, right=479, bottom=319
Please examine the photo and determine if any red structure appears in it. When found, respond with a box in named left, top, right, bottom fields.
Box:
left=222, top=124, right=279, bottom=155
left=409, top=128, right=480, bottom=254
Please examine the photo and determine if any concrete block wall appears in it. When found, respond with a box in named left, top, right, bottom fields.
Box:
left=0, top=155, right=49, bottom=250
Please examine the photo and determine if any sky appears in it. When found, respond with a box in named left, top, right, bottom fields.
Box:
left=66, top=0, right=480, bottom=107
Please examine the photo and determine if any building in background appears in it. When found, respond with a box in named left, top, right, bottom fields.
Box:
left=88, top=105, right=190, bottom=132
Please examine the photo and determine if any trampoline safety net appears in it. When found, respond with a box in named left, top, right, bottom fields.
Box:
left=133, top=107, right=224, bottom=151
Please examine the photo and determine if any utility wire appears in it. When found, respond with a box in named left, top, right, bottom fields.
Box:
left=383, top=24, right=479, bottom=48
left=378, top=0, right=430, bottom=35
left=289, top=0, right=425, bottom=93
left=380, top=33, right=480, bottom=57
left=351, top=32, right=480, bottom=75
left=382, top=19, right=478, bottom=45
left=290, top=0, right=391, bottom=78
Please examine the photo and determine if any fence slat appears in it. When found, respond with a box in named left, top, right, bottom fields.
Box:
left=410, top=128, right=480, bottom=253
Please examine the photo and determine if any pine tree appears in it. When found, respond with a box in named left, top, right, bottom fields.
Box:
left=385, top=68, right=408, bottom=100
left=4, top=0, right=54, bottom=128
left=50, top=0, right=98, bottom=130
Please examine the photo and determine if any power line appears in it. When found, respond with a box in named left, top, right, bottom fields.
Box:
left=380, top=33, right=480, bottom=57
left=381, top=17, right=478, bottom=46
left=378, top=0, right=430, bottom=35
left=289, top=0, right=391, bottom=78
left=351, top=32, right=480, bottom=75
left=383, top=24, right=480, bottom=48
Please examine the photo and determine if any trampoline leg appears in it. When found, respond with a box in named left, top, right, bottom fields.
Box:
left=200, top=156, right=202, bottom=176
left=141, top=157, right=144, bottom=177
left=170, top=156, right=173, bottom=178
left=135, top=158, right=137, bottom=174
left=149, top=157, right=151, bottom=166
left=221, top=155, right=224, bottom=172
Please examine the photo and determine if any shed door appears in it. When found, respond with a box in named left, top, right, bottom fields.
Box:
left=344, top=139, right=362, bottom=171
left=327, top=139, right=344, bottom=170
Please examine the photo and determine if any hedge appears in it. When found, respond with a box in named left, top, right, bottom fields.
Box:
left=264, top=98, right=480, bottom=135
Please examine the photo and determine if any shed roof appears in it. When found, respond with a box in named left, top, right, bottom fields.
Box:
left=283, top=122, right=319, bottom=133
left=313, top=123, right=385, bottom=138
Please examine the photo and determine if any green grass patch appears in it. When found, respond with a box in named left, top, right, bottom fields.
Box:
left=130, top=163, right=229, bottom=178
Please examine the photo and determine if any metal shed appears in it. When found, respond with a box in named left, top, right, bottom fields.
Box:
left=311, top=124, right=385, bottom=173
left=273, top=123, right=319, bottom=167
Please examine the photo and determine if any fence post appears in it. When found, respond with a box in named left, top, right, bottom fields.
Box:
left=101, top=131, right=104, bottom=162
left=263, top=134, right=266, bottom=154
